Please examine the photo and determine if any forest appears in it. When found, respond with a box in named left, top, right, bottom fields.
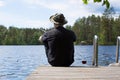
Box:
left=0, top=7, right=120, bottom=45
left=0, top=26, right=45, bottom=45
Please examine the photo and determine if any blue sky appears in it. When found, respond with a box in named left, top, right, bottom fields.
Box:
left=0, top=0, right=120, bottom=28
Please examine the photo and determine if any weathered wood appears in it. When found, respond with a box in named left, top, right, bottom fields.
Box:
left=26, top=66, right=120, bottom=80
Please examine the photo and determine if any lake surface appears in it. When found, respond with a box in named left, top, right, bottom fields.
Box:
left=0, top=45, right=119, bottom=80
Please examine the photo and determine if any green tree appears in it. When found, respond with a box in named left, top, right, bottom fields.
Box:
left=65, top=25, right=72, bottom=30
left=82, top=0, right=110, bottom=8
left=0, top=25, right=7, bottom=44
left=113, top=16, right=120, bottom=42
left=100, top=7, right=115, bottom=45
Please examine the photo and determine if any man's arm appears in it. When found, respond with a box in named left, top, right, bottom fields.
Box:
left=39, top=32, right=48, bottom=43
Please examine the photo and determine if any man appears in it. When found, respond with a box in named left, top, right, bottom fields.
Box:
left=40, top=13, right=76, bottom=67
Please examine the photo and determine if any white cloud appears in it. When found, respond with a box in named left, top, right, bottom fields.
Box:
left=1, top=0, right=120, bottom=28
left=22, top=0, right=103, bottom=16
left=0, top=11, right=51, bottom=28
left=1, top=0, right=104, bottom=28
left=109, top=0, right=120, bottom=10
left=110, top=0, right=120, bottom=5
left=0, top=1, right=5, bottom=6
left=22, top=0, right=69, bottom=10
left=21, top=0, right=93, bottom=26
left=68, top=0, right=84, bottom=5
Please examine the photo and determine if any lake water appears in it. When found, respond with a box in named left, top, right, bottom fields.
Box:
left=0, top=45, right=119, bottom=80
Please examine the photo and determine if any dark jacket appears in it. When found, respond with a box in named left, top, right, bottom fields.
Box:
left=41, top=26, right=76, bottom=66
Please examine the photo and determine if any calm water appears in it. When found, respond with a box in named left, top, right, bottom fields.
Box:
left=0, top=45, right=119, bottom=80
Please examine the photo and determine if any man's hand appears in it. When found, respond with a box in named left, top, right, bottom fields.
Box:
left=38, top=35, right=43, bottom=42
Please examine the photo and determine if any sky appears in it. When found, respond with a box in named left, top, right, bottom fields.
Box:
left=0, top=0, right=120, bottom=29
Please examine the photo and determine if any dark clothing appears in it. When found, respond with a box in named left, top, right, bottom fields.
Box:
left=41, top=26, right=76, bottom=66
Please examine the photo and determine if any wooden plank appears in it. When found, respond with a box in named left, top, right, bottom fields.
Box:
left=26, top=66, right=120, bottom=80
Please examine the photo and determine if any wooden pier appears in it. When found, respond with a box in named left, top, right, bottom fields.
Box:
left=26, top=65, right=120, bottom=80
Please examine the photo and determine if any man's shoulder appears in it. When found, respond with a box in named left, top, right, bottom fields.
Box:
left=48, top=28, right=56, bottom=32
left=44, top=28, right=57, bottom=35
left=66, top=29, right=75, bottom=34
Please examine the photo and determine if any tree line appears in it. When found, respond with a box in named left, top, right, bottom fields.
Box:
left=71, top=15, right=120, bottom=45
left=0, top=8, right=120, bottom=45
left=0, top=26, right=45, bottom=45
left=71, top=7, right=120, bottom=45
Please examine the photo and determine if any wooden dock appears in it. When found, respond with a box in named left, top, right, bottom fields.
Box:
left=26, top=65, right=120, bottom=80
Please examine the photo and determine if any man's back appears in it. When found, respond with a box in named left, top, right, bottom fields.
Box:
left=42, top=26, right=76, bottom=66
left=40, top=13, right=76, bottom=66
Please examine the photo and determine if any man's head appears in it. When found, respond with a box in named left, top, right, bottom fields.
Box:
left=49, top=13, right=67, bottom=26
